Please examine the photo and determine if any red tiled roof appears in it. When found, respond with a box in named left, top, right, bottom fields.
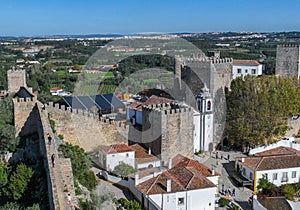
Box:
left=136, top=166, right=216, bottom=194
left=136, top=154, right=218, bottom=195
left=172, top=154, right=220, bottom=177
left=236, top=154, right=300, bottom=171
left=128, top=95, right=175, bottom=111
left=233, top=59, right=261, bottom=66
left=99, top=144, right=134, bottom=154
left=129, top=144, right=160, bottom=164
left=256, top=146, right=299, bottom=157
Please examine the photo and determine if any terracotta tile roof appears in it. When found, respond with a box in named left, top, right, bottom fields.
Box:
left=128, top=95, right=175, bottom=111
left=136, top=154, right=218, bottom=195
left=233, top=59, right=261, bottom=66
left=129, top=144, right=160, bottom=164
left=236, top=154, right=300, bottom=171
left=172, top=154, right=220, bottom=176
left=136, top=166, right=216, bottom=195
left=256, top=146, right=300, bottom=157
left=99, top=144, right=134, bottom=154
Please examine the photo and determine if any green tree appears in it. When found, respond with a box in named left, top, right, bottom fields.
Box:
left=0, top=162, right=8, bottom=195
left=226, top=75, right=300, bottom=147
left=257, top=174, right=275, bottom=194
left=4, top=163, right=33, bottom=200
left=281, top=184, right=296, bottom=201
left=112, top=162, right=137, bottom=177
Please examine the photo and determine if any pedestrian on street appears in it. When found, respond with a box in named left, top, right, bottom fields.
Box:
left=67, top=193, right=72, bottom=205
left=227, top=154, right=230, bottom=161
left=232, top=188, right=236, bottom=197
left=221, top=184, right=224, bottom=194
left=228, top=187, right=231, bottom=196
left=216, top=152, right=218, bottom=159
left=221, top=155, right=223, bottom=160
left=51, top=154, right=55, bottom=167
left=47, top=133, right=52, bottom=145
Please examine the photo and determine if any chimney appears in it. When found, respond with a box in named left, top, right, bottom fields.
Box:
left=134, top=173, right=139, bottom=185
left=148, top=147, right=151, bottom=155
left=212, top=169, right=215, bottom=176
left=166, top=178, right=171, bottom=192
left=242, top=158, right=245, bottom=163
left=168, top=158, right=172, bottom=169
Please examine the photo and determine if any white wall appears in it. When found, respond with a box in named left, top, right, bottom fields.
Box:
left=193, top=111, right=200, bottom=153
left=149, top=187, right=217, bottom=210
left=207, top=175, right=219, bottom=186
left=232, top=64, right=263, bottom=79
left=203, top=114, right=213, bottom=152
left=136, top=160, right=161, bottom=169
left=249, top=137, right=300, bottom=155
left=106, top=151, right=135, bottom=171
left=256, top=167, right=300, bottom=187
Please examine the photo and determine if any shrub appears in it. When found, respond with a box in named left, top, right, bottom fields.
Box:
left=219, top=197, right=230, bottom=207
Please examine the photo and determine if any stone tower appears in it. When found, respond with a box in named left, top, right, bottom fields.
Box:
left=7, top=69, right=27, bottom=93
left=275, top=45, right=300, bottom=79
left=141, top=103, right=194, bottom=163
left=195, top=84, right=214, bottom=152
left=174, top=54, right=232, bottom=146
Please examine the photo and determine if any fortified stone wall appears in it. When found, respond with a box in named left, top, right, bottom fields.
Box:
left=36, top=102, right=77, bottom=210
left=275, top=45, right=300, bottom=78
left=46, top=102, right=127, bottom=152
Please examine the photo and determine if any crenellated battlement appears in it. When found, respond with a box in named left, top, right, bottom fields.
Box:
left=210, top=57, right=233, bottom=64
left=278, top=44, right=300, bottom=48
left=142, top=102, right=192, bottom=115
left=46, top=102, right=99, bottom=120
left=7, top=69, right=26, bottom=74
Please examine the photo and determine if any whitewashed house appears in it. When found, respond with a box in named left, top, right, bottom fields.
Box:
left=232, top=60, right=263, bottom=79
left=235, top=149, right=300, bottom=194
left=98, top=144, right=135, bottom=171
left=135, top=154, right=219, bottom=210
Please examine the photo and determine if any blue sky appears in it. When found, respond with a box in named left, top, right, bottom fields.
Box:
left=0, top=0, right=299, bottom=36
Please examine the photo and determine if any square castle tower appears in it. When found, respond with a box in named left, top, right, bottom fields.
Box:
left=275, top=44, right=300, bottom=79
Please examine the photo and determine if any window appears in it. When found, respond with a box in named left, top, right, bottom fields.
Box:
left=250, top=172, right=253, bottom=180
left=265, top=173, right=268, bottom=180
left=178, top=197, right=184, bottom=205
left=292, top=171, right=296, bottom=178
left=273, top=173, right=278, bottom=180
left=207, top=101, right=211, bottom=111
left=126, top=153, right=129, bottom=157
left=251, top=69, right=256, bottom=74
left=245, top=69, right=248, bottom=73
left=242, top=168, right=246, bottom=176
left=237, top=68, right=242, bottom=74
left=282, top=172, right=288, bottom=182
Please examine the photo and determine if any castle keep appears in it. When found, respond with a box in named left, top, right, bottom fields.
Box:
left=275, top=44, right=300, bottom=79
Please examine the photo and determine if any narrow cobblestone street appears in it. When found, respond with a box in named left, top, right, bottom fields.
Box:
left=203, top=151, right=253, bottom=210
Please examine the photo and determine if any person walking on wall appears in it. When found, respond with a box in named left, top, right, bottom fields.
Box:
left=51, top=154, right=55, bottom=167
